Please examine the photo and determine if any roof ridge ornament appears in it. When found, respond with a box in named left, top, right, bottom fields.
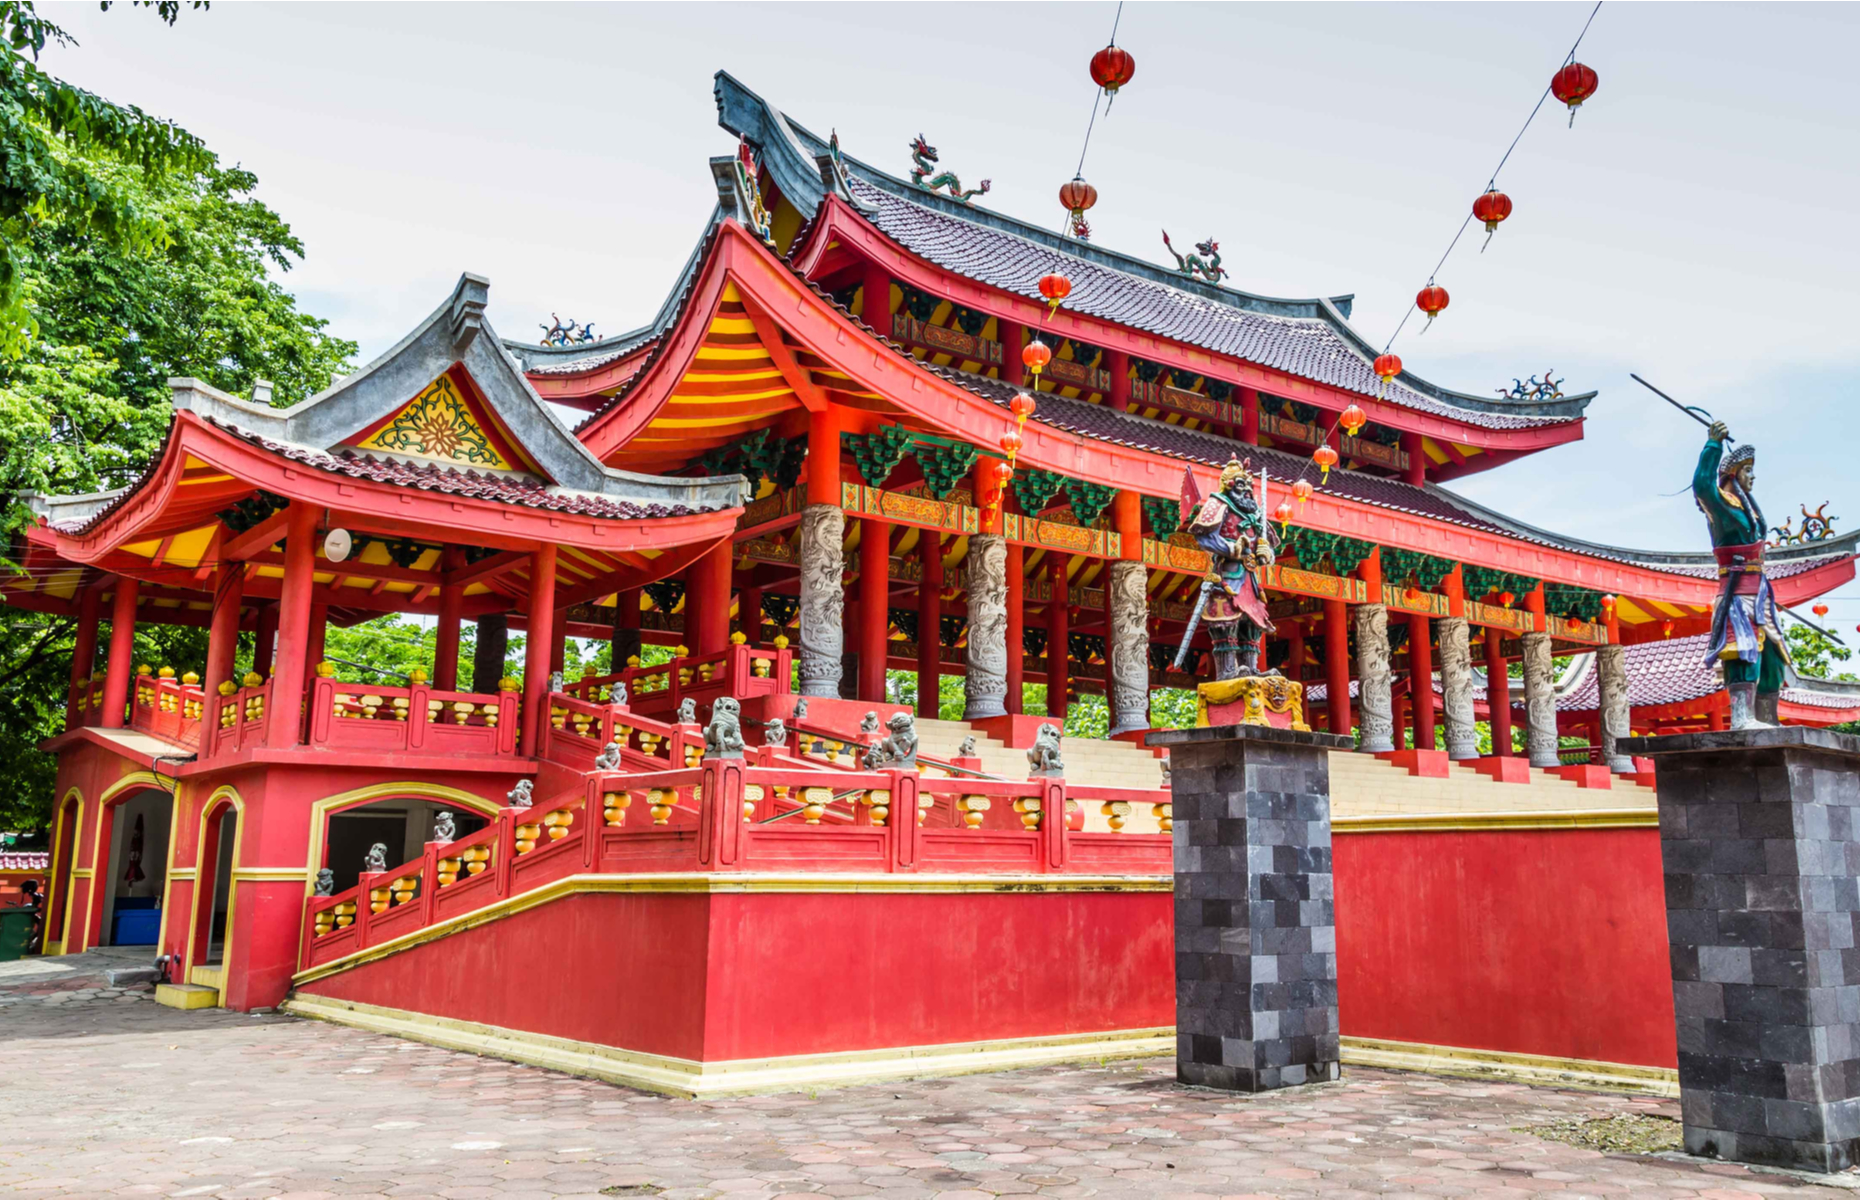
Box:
left=909, top=134, right=989, bottom=205
left=448, top=274, right=488, bottom=354
left=1162, top=230, right=1227, bottom=284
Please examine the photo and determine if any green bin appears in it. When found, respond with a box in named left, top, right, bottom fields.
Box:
left=0, top=906, right=35, bottom=962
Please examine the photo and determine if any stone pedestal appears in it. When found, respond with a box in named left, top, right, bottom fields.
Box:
left=1149, top=722, right=1354, bottom=1092
left=1623, top=726, right=1860, bottom=1173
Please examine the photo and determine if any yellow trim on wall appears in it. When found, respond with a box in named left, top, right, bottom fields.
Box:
left=186, top=786, right=245, bottom=999
left=1339, top=1035, right=1678, bottom=1097
left=231, top=867, right=312, bottom=881
left=47, top=787, right=84, bottom=954
left=1334, top=809, right=1658, bottom=833
left=81, top=770, right=169, bottom=951
left=303, top=782, right=507, bottom=898
left=292, top=871, right=1172, bottom=987
left=282, top=994, right=1170, bottom=1099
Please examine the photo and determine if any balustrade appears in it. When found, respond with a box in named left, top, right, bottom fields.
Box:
left=563, top=641, right=793, bottom=721
left=300, top=736, right=1171, bottom=975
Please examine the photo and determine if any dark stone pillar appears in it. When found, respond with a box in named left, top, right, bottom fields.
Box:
left=472, top=614, right=509, bottom=695
left=1149, top=723, right=1354, bottom=1092
left=1624, top=727, right=1860, bottom=1173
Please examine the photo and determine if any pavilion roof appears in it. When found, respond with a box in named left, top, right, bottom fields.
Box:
left=710, top=71, right=1593, bottom=437
left=1556, top=633, right=1860, bottom=715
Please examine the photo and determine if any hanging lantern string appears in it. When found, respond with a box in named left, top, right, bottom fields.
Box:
left=1056, top=0, right=1125, bottom=235
left=1377, top=0, right=1604, bottom=358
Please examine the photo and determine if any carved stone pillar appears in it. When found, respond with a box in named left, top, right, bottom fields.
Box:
left=1596, top=642, right=1634, bottom=773
left=1353, top=604, right=1394, bottom=753
left=1107, top=560, right=1151, bottom=735
left=797, top=503, right=845, bottom=698
left=1438, top=617, right=1478, bottom=760
left=1521, top=630, right=1559, bottom=767
left=964, top=534, right=1009, bottom=720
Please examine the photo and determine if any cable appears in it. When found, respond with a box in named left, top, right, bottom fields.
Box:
left=1056, top=0, right=1126, bottom=236
left=1379, top=0, right=1605, bottom=356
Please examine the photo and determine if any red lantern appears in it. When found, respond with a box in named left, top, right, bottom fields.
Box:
left=1274, top=499, right=1296, bottom=527
left=1022, top=339, right=1052, bottom=379
left=1471, top=187, right=1512, bottom=252
left=1312, top=443, right=1339, bottom=482
left=1090, top=45, right=1136, bottom=106
left=999, top=430, right=1023, bottom=456
left=1291, top=478, right=1314, bottom=504
left=1814, top=603, right=1830, bottom=618
left=1499, top=591, right=1516, bottom=608
left=993, top=459, right=1015, bottom=485
left=1038, top=272, right=1072, bottom=320
left=1662, top=620, right=1675, bottom=639
left=1373, top=354, right=1402, bottom=389
left=1551, top=61, right=1599, bottom=126
left=1059, top=175, right=1097, bottom=241
left=1340, top=403, right=1367, bottom=437
left=1416, top=284, right=1449, bottom=332
left=1600, top=594, right=1616, bottom=610
left=1010, top=393, right=1037, bottom=420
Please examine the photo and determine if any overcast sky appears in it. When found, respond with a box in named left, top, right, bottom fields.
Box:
left=50, top=2, right=1860, bottom=633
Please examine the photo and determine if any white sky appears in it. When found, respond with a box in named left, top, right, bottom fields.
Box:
left=49, top=1, right=1860, bottom=636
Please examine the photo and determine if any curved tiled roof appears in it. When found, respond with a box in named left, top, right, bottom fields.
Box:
left=847, top=180, right=1573, bottom=433
left=1557, top=633, right=1860, bottom=713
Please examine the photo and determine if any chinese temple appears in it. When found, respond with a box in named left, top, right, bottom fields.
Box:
left=7, top=73, right=1855, bottom=1095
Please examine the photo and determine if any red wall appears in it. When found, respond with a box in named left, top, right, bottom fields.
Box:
left=301, top=889, right=1174, bottom=1061
left=1333, top=827, right=1678, bottom=1069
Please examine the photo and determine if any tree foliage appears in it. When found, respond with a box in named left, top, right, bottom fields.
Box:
left=0, top=1, right=213, bottom=355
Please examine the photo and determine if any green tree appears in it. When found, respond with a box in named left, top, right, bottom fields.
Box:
left=1786, top=622, right=1855, bottom=682
left=0, top=1, right=213, bottom=355
left=0, top=142, right=354, bottom=835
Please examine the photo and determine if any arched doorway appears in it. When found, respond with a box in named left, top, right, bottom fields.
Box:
left=97, top=788, right=173, bottom=947
left=320, top=795, right=491, bottom=894
left=43, top=791, right=82, bottom=955
left=189, top=794, right=242, bottom=985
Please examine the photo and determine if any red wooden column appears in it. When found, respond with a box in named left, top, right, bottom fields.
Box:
left=1408, top=613, right=1435, bottom=750
left=203, top=566, right=243, bottom=718
left=99, top=578, right=138, bottom=729
left=612, top=586, right=642, bottom=667
left=1000, top=320, right=1025, bottom=388
left=265, top=503, right=320, bottom=748
left=1393, top=693, right=1409, bottom=751
left=737, top=581, right=763, bottom=645
left=1402, top=431, right=1427, bottom=488
left=1239, top=386, right=1261, bottom=445
left=550, top=607, right=569, bottom=675
left=1323, top=598, right=1352, bottom=737
left=690, top=538, right=733, bottom=656
left=863, top=261, right=893, bottom=339
left=916, top=531, right=942, bottom=718
left=1046, top=554, right=1070, bottom=720
left=520, top=544, right=558, bottom=757
left=305, top=600, right=329, bottom=686
left=66, top=586, right=101, bottom=725
left=859, top=518, right=891, bottom=701
left=253, top=604, right=278, bottom=679
left=1005, top=543, right=1025, bottom=714
left=434, top=547, right=465, bottom=690
left=1105, top=350, right=1130, bottom=412
left=1485, top=627, right=1513, bottom=755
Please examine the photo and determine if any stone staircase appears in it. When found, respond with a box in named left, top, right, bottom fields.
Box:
left=1328, top=753, right=1657, bottom=819
left=910, top=718, right=1166, bottom=789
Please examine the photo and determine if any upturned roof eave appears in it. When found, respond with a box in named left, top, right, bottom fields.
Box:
left=715, top=69, right=1593, bottom=427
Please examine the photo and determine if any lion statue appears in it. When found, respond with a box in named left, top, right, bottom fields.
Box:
left=432, top=810, right=456, bottom=844
left=313, top=868, right=335, bottom=897
left=506, top=779, right=533, bottom=809
left=593, top=741, right=622, bottom=771
left=764, top=717, right=788, bottom=747
left=1027, top=723, right=1064, bottom=777
left=705, top=696, right=746, bottom=759
left=678, top=696, right=698, bottom=725
left=363, top=843, right=389, bottom=874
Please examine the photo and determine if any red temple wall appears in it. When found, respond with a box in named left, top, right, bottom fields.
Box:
left=1333, top=826, right=1678, bottom=1069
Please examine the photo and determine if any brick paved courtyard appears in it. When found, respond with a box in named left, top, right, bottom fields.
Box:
left=3, top=956, right=1855, bottom=1200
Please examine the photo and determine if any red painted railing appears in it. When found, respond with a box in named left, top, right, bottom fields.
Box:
left=66, top=677, right=110, bottom=729
left=536, top=692, right=704, bottom=772
left=565, top=643, right=793, bottom=721
left=301, top=755, right=1171, bottom=972
left=129, top=668, right=206, bottom=748
left=304, top=675, right=519, bottom=758
left=204, top=677, right=275, bottom=757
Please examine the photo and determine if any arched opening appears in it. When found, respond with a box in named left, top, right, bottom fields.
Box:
left=97, top=788, right=173, bottom=947
left=43, top=792, right=82, bottom=955
left=191, top=799, right=240, bottom=971
left=321, top=796, right=490, bottom=893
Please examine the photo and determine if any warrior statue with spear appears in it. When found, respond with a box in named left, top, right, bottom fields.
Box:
left=1174, top=457, right=1277, bottom=681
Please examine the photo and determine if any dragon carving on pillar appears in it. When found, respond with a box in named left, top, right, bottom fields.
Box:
left=909, top=135, right=990, bottom=204
left=1163, top=231, right=1229, bottom=283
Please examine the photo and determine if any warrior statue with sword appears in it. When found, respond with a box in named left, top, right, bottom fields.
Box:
left=1695, top=418, right=1794, bottom=729
left=1173, top=457, right=1278, bottom=680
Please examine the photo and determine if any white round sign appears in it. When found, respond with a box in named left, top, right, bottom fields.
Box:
left=324, top=528, right=353, bottom=563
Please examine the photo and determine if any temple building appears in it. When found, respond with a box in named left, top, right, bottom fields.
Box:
left=6, top=73, right=1855, bottom=1090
